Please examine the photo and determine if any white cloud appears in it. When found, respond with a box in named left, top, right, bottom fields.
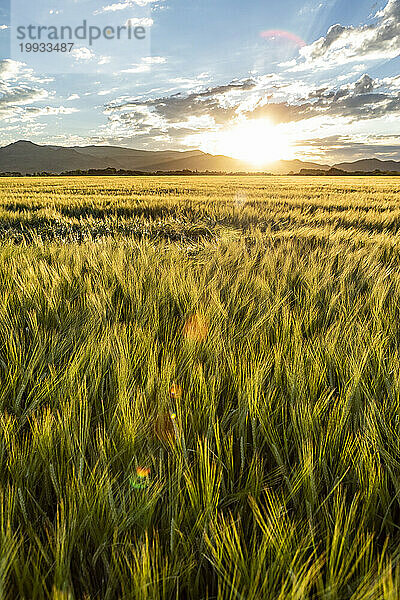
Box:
left=26, top=106, right=79, bottom=116
left=98, top=88, right=119, bottom=95
left=125, top=17, right=154, bottom=27
left=0, top=59, right=25, bottom=81
left=67, top=94, right=80, bottom=101
left=0, top=60, right=75, bottom=125
left=101, top=78, right=257, bottom=145
left=167, top=74, right=211, bottom=91
left=0, top=87, right=49, bottom=108
left=71, top=47, right=96, bottom=62
left=381, top=74, right=400, bottom=88
left=298, top=2, right=324, bottom=16
left=95, top=2, right=131, bottom=13
left=142, top=56, right=166, bottom=64
left=0, top=60, right=54, bottom=88
left=121, top=56, right=166, bottom=73
left=121, top=64, right=153, bottom=73
left=94, top=0, right=158, bottom=14
left=99, top=70, right=400, bottom=160
left=0, top=25, right=9, bottom=30
left=353, top=74, right=375, bottom=94
left=292, top=0, right=400, bottom=70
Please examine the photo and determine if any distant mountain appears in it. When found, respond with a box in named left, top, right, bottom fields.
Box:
left=0, top=141, right=119, bottom=174
left=333, top=159, right=400, bottom=173
left=5, top=141, right=397, bottom=175
left=270, top=159, right=331, bottom=174
left=0, top=140, right=331, bottom=175
left=71, top=145, right=206, bottom=170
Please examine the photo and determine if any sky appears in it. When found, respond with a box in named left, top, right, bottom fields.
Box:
left=1, top=0, right=400, bottom=164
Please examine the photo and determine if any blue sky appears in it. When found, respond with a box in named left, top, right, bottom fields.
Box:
left=1, top=0, right=400, bottom=164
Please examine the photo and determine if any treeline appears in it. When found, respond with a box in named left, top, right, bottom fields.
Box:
left=2, top=167, right=400, bottom=177
left=0, top=168, right=273, bottom=177
left=294, top=167, right=400, bottom=176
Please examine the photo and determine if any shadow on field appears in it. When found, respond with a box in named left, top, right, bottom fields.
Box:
left=4, top=203, right=207, bottom=222
left=57, top=205, right=180, bottom=220
left=0, top=214, right=216, bottom=243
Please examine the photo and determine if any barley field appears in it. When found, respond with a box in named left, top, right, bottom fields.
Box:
left=1, top=175, right=400, bottom=599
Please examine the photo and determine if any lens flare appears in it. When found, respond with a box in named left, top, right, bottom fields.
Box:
left=170, top=383, right=183, bottom=399
left=130, top=466, right=151, bottom=489
left=235, top=192, right=248, bottom=209
left=260, top=30, right=306, bottom=48
left=136, top=467, right=150, bottom=478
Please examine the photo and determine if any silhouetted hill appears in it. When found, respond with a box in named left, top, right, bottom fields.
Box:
left=0, top=141, right=331, bottom=175
left=0, top=141, right=120, bottom=174
left=72, top=145, right=206, bottom=170
left=5, top=141, right=398, bottom=175
left=333, top=159, right=400, bottom=173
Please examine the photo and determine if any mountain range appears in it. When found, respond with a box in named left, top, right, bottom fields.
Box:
left=0, top=141, right=399, bottom=175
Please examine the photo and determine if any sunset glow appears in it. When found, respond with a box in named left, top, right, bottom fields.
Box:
left=214, top=119, right=292, bottom=167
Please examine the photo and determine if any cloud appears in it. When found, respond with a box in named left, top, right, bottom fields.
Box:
left=125, top=17, right=154, bottom=27
left=94, top=2, right=130, bottom=13
left=94, top=0, right=158, bottom=14
left=121, top=56, right=167, bottom=73
left=106, top=79, right=256, bottom=120
left=0, top=59, right=79, bottom=125
left=354, top=74, right=374, bottom=94
left=0, top=87, right=49, bottom=109
left=0, top=104, right=78, bottom=124
left=99, top=68, right=400, bottom=154
left=167, top=73, right=211, bottom=91
left=0, top=61, right=51, bottom=114
left=0, top=25, right=8, bottom=30
left=98, top=88, right=119, bottom=95
left=142, top=56, right=167, bottom=64
left=0, top=60, right=54, bottom=86
left=298, top=2, right=324, bottom=16
left=0, top=59, right=26, bottom=81
left=71, top=47, right=96, bottom=61
left=381, top=74, right=400, bottom=89
left=102, top=78, right=259, bottom=144
left=294, top=0, right=400, bottom=70
left=24, top=106, right=78, bottom=116
left=295, top=134, right=400, bottom=162
left=246, top=73, right=400, bottom=124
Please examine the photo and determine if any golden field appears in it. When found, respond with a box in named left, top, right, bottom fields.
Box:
left=0, top=176, right=399, bottom=599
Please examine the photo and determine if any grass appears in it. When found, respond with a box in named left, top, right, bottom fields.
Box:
left=0, top=176, right=400, bottom=598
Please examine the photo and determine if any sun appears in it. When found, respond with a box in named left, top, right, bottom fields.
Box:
left=214, top=119, right=291, bottom=167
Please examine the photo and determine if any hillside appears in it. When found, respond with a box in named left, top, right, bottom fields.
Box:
left=3, top=141, right=399, bottom=175
left=333, top=158, right=400, bottom=173
left=0, top=140, right=330, bottom=174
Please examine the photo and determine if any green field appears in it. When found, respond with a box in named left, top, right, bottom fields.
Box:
left=1, top=176, right=400, bottom=599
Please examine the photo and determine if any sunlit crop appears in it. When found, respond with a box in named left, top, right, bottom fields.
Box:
left=0, top=175, right=399, bottom=598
